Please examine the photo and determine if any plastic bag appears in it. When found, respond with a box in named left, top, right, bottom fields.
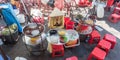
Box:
left=41, top=0, right=49, bottom=5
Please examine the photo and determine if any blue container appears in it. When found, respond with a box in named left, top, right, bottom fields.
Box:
left=0, top=55, right=10, bottom=60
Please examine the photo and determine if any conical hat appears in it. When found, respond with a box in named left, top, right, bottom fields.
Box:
left=50, top=8, right=64, bottom=17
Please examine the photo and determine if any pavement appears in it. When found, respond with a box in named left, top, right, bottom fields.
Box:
left=0, top=8, right=120, bottom=60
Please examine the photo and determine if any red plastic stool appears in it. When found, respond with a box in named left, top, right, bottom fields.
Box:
left=106, top=0, right=114, bottom=7
left=64, top=17, right=70, bottom=26
left=108, top=13, right=120, bottom=23
left=113, top=7, right=120, bottom=14
left=66, top=56, right=78, bottom=60
left=65, top=21, right=75, bottom=29
left=78, top=0, right=92, bottom=7
left=103, top=34, right=116, bottom=49
left=88, top=30, right=101, bottom=44
left=116, top=2, right=120, bottom=7
left=52, top=44, right=64, bottom=57
left=97, top=39, right=112, bottom=54
left=87, top=47, right=106, bottom=60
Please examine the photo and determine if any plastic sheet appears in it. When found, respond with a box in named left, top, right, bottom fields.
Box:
left=41, top=0, right=49, bottom=5
left=0, top=3, right=22, bottom=32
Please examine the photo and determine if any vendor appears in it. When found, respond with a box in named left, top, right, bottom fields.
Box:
left=10, top=0, right=20, bottom=9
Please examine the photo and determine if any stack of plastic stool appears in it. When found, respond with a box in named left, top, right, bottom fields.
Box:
left=103, top=34, right=116, bottom=49
left=97, top=39, right=112, bottom=54
left=108, top=13, right=120, bottom=23
left=87, top=47, right=106, bottom=60
left=113, top=7, right=120, bottom=14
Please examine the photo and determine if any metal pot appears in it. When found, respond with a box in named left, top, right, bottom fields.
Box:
left=23, top=23, right=45, bottom=45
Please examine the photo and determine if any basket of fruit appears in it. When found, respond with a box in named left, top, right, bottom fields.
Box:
left=1, top=23, right=18, bottom=44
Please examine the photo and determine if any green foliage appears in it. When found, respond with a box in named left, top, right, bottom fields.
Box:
left=1, top=28, right=14, bottom=35
left=1, top=23, right=17, bottom=35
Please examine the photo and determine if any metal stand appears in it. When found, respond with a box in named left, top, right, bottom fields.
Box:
left=23, top=35, right=46, bottom=56
left=23, top=23, right=46, bottom=56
